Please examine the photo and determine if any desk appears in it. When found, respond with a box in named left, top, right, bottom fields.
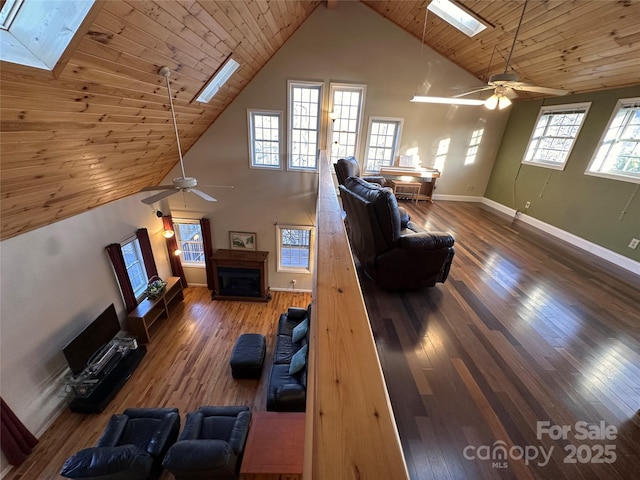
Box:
left=390, top=179, right=421, bottom=203
left=380, top=167, right=440, bottom=202
left=240, top=412, right=305, bottom=480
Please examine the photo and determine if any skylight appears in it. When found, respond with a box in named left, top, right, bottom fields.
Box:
left=195, top=57, right=241, bottom=103
left=427, top=0, right=487, bottom=37
left=0, top=0, right=95, bottom=70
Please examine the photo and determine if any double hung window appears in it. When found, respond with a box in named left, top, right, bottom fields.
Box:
left=121, top=238, right=148, bottom=299
left=277, top=225, right=315, bottom=274
left=364, top=117, right=403, bottom=172
left=173, top=220, right=205, bottom=266
left=248, top=110, right=282, bottom=169
left=586, top=98, right=640, bottom=184
left=522, top=103, right=590, bottom=170
left=328, top=84, right=366, bottom=163
left=288, top=81, right=323, bottom=170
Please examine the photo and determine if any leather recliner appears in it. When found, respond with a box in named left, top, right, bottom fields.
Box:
left=162, top=406, right=251, bottom=480
left=339, top=176, right=455, bottom=290
left=60, top=408, right=180, bottom=480
left=334, top=156, right=387, bottom=187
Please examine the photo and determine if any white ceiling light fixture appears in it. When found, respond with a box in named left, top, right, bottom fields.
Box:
left=195, top=57, right=240, bottom=103
left=427, top=0, right=487, bottom=37
left=484, top=86, right=512, bottom=110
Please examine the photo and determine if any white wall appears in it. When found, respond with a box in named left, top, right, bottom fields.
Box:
left=0, top=194, right=171, bottom=472
left=159, top=1, right=509, bottom=291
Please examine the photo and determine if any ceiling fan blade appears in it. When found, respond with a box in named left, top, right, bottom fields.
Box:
left=510, top=84, right=569, bottom=96
left=199, top=184, right=235, bottom=189
left=139, top=185, right=175, bottom=192
left=191, top=189, right=217, bottom=202
left=140, top=189, right=179, bottom=205
left=453, top=86, right=494, bottom=98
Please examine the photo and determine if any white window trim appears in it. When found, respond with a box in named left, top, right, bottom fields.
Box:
left=364, top=116, right=404, bottom=173
left=585, top=97, right=640, bottom=184
left=120, top=236, right=148, bottom=301
left=173, top=219, right=205, bottom=268
left=327, top=83, right=367, bottom=163
left=276, top=225, right=315, bottom=274
left=521, top=102, right=591, bottom=171
left=247, top=109, right=283, bottom=170
left=287, top=80, right=324, bottom=172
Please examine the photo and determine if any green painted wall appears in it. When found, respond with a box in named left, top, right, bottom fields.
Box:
left=485, top=85, right=640, bottom=262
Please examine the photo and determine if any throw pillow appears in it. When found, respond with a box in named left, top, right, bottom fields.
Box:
left=291, top=318, right=309, bottom=343
left=289, top=344, right=308, bottom=375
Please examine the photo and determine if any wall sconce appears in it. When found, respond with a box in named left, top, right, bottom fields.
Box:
left=162, top=229, right=175, bottom=238
left=174, top=249, right=182, bottom=256
left=329, top=111, right=338, bottom=122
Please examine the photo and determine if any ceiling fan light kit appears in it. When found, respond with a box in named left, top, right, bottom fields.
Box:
left=139, top=67, right=218, bottom=205
left=413, top=0, right=568, bottom=109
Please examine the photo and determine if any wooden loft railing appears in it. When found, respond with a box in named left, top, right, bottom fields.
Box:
left=304, top=151, right=409, bottom=479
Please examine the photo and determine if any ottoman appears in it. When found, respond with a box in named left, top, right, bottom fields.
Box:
left=230, top=333, right=266, bottom=379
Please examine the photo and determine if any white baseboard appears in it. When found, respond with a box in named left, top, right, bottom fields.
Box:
left=270, top=287, right=313, bottom=293
left=432, top=193, right=483, bottom=202
left=481, top=198, right=640, bottom=276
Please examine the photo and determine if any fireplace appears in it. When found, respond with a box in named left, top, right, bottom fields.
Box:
left=217, top=267, right=261, bottom=297
left=211, top=249, right=270, bottom=302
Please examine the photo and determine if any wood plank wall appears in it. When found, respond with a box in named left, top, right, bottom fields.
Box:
left=305, top=152, right=409, bottom=479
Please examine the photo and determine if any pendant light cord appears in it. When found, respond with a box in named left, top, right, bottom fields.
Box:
left=415, top=4, right=429, bottom=96
left=164, top=71, right=186, bottom=179
left=504, top=0, right=528, bottom=74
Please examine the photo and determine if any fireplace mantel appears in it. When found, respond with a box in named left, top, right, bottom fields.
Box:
left=211, top=249, right=270, bottom=302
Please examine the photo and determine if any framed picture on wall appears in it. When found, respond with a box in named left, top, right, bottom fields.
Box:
left=229, top=231, right=257, bottom=251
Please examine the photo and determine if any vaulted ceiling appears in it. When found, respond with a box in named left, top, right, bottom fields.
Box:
left=1, top=0, right=639, bottom=240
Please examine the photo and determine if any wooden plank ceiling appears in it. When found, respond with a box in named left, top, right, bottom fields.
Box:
left=1, top=0, right=639, bottom=240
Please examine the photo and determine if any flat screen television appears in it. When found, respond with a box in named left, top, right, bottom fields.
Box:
left=63, top=304, right=121, bottom=375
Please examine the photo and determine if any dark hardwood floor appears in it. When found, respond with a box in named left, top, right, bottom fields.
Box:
left=7, top=200, right=639, bottom=480
left=360, top=200, right=640, bottom=480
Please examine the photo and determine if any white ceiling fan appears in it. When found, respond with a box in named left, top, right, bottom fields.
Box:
left=139, top=66, right=222, bottom=205
left=415, top=0, right=569, bottom=109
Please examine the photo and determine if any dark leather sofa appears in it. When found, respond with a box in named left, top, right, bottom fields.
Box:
left=339, top=176, right=455, bottom=290
left=60, top=408, right=180, bottom=480
left=266, top=305, right=311, bottom=412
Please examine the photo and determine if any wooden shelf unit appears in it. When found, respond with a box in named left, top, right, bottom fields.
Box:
left=126, top=276, right=184, bottom=343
